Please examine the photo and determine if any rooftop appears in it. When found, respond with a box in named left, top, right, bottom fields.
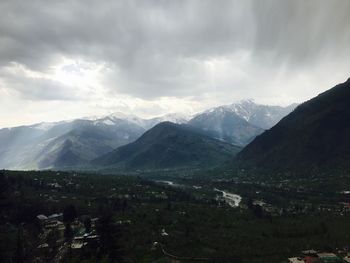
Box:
left=288, top=257, right=304, bottom=263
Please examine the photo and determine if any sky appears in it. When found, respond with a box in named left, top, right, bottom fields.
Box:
left=0, top=0, right=350, bottom=128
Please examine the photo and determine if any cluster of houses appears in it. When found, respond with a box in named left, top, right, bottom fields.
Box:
left=251, top=199, right=281, bottom=215
left=36, top=213, right=100, bottom=252
left=70, top=217, right=99, bottom=250
left=248, top=199, right=350, bottom=217
left=36, top=213, right=65, bottom=237
left=288, top=250, right=350, bottom=263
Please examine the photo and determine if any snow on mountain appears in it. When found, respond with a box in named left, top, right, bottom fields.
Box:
left=0, top=111, right=193, bottom=169
left=0, top=101, right=295, bottom=170
left=187, top=100, right=297, bottom=146
left=228, top=99, right=298, bottom=129
left=188, top=106, right=264, bottom=146
left=193, top=99, right=298, bottom=130
left=101, top=112, right=191, bottom=130
left=147, top=113, right=191, bottom=128
left=31, top=122, right=58, bottom=131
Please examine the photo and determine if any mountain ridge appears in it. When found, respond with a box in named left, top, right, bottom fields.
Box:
left=188, top=101, right=296, bottom=146
left=236, top=78, right=350, bottom=175
left=92, top=122, right=242, bottom=171
left=0, top=101, right=296, bottom=170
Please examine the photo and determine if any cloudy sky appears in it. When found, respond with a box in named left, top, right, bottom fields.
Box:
left=0, top=0, right=350, bottom=128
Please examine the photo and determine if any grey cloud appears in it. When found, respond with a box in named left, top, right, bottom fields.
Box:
left=0, top=0, right=349, bottom=101
left=0, top=67, right=78, bottom=101
left=251, top=0, right=350, bottom=67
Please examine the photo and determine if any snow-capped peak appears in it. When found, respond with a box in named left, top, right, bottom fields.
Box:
left=32, top=122, right=57, bottom=131
left=108, top=112, right=139, bottom=120
left=151, top=113, right=191, bottom=124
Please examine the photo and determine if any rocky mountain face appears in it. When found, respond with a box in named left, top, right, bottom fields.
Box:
left=228, top=100, right=298, bottom=130
left=188, top=101, right=296, bottom=146
left=188, top=107, right=264, bottom=146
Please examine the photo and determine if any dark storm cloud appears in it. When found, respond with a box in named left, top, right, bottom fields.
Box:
left=0, top=1, right=253, bottom=64
left=251, top=0, right=350, bottom=67
left=0, top=0, right=349, bottom=100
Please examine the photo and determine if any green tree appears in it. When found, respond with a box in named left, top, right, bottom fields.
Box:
left=83, top=217, right=92, bottom=233
left=63, top=205, right=77, bottom=223
left=64, top=223, right=74, bottom=240
left=14, top=225, right=24, bottom=263
left=47, top=229, right=60, bottom=250
left=96, top=211, right=123, bottom=263
left=0, top=171, right=9, bottom=200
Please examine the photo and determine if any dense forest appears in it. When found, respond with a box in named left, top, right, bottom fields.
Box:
left=1, top=170, right=350, bottom=263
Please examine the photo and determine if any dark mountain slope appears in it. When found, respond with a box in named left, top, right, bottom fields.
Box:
left=237, top=78, right=350, bottom=174
left=92, top=122, right=242, bottom=170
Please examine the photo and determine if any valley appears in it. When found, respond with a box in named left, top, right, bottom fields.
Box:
left=1, top=170, right=350, bottom=263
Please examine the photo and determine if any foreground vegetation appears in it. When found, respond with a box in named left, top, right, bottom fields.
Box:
left=1, top=170, right=350, bottom=263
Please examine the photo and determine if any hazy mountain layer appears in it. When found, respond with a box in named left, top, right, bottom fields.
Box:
left=0, top=118, right=145, bottom=169
left=0, top=101, right=294, bottom=170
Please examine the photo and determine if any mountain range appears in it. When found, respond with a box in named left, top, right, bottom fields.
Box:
left=237, top=78, right=350, bottom=175
left=1, top=77, right=349, bottom=178
left=0, top=118, right=145, bottom=170
left=188, top=100, right=297, bottom=146
left=0, top=100, right=296, bottom=170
